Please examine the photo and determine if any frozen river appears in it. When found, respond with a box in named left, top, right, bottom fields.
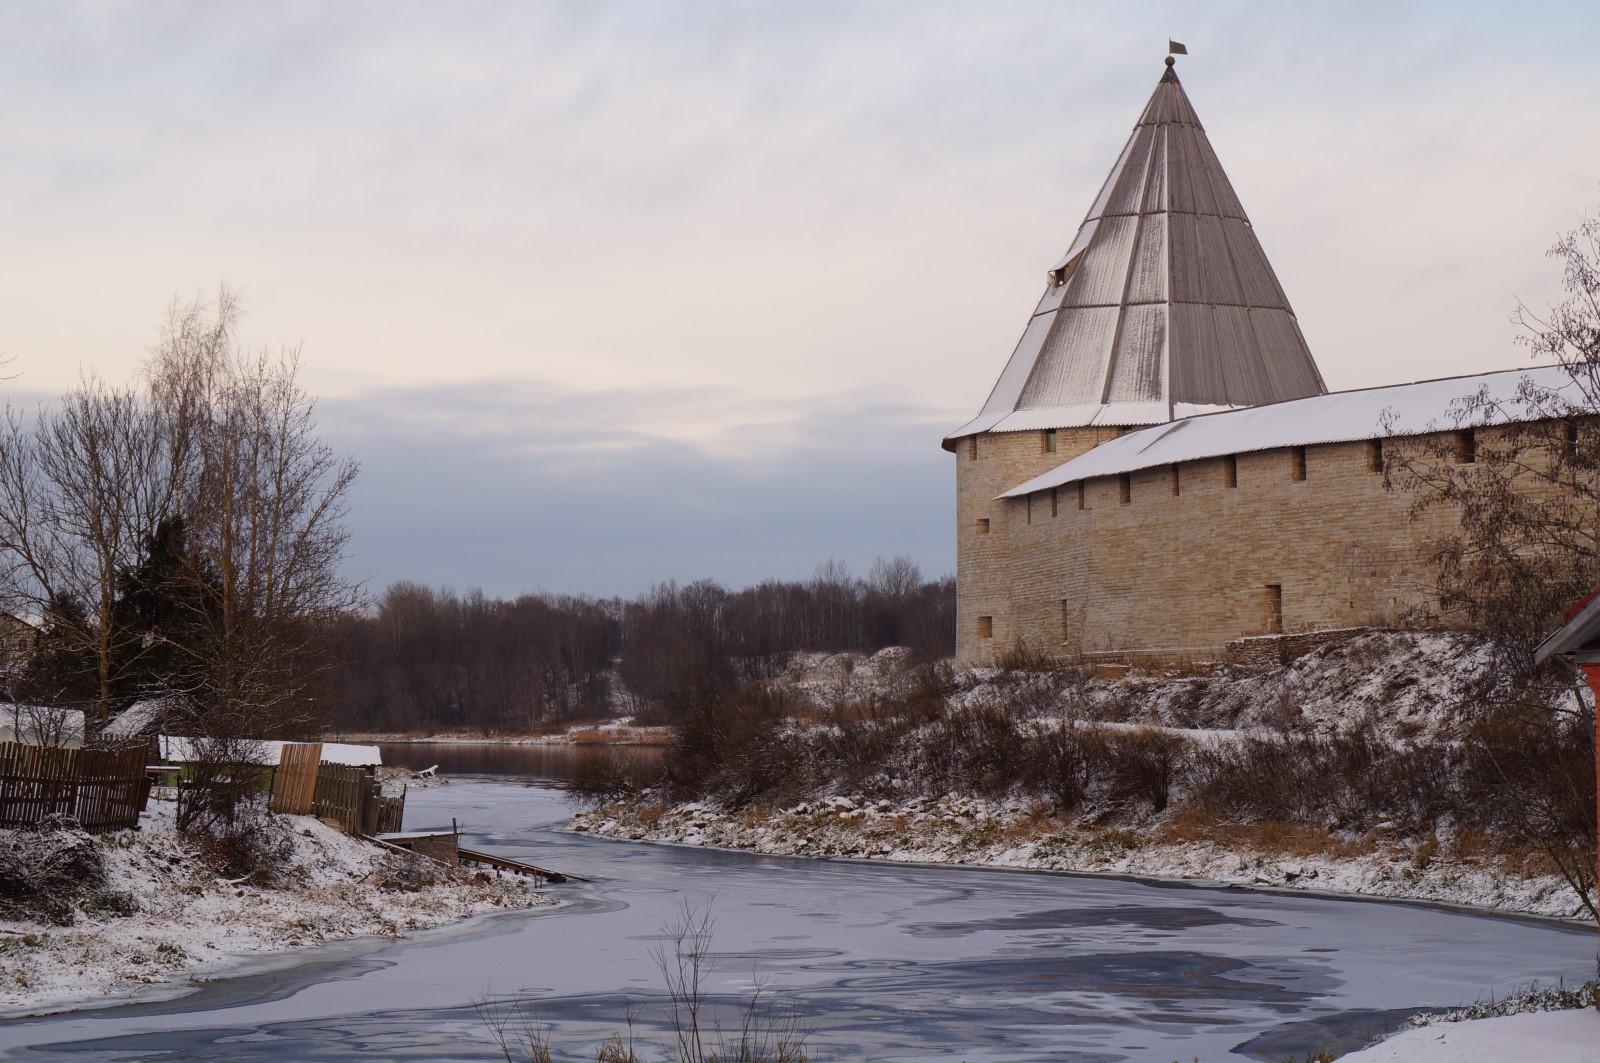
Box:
left=0, top=776, right=1594, bottom=1062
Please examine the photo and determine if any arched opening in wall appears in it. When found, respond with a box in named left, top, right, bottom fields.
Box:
left=1367, top=439, right=1385, bottom=473
left=1265, top=583, right=1284, bottom=634
left=1043, top=429, right=1058, bottom=454
left=1291, top=447, right=1307, bottom=481
left=1454, top=429, right=1476, bottom=464
left=1224, top=455, right=1238, bottom=489
left=1119, top=474, right=1131, bottom=504
left=977, top=616, right=994, bottom=639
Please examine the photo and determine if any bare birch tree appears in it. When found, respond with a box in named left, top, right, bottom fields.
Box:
left=145, top=289, right=361, bottom=738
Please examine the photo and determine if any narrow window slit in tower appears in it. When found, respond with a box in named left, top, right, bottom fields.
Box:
left=1077, top=482, right=1086, bottom=510
left=1059, top=600, right=1070, bottom=642
left=1224, top=455, right=1238, bottom=489
left=967, top=437, right=977, bottom=461
left=1454, top=430, right=1475, bottom=465
left=1050, top=488, right=1059, bottom=517
left=1291, top=447, right=1307, bottom=482
left=1118, top=474, right=1131, bottom=505
left=977, top=616, right=994, bottom=639
left=1565, top=420, right=1580, bottom=457
left=1043, top=429, right=1058, bottom=454
left=1266, top=583, right=1283, bottom=634
left=1171, top=465, right=1181, bottom=497
left=1367, top=439, right=1384, bottom=473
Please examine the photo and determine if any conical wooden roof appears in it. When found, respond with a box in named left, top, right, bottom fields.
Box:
left=947, top=59, right=1326, bottom=444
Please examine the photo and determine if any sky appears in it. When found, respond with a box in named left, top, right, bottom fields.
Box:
left=1, top=1, right=1597, bottom=599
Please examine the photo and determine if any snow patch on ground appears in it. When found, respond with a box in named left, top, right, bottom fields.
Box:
left=572, top=794, right=1595, bottom=921
left=0, top=796, right=554, bottom=1016
left=1340, top=1008, right=1600, bottom=1062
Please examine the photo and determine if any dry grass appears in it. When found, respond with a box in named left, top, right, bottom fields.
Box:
left=1153, top=810, right=1374, bottom=862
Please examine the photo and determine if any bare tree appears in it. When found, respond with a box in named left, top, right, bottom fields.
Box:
left=0, top=287, right=359, bottom=745
left=1388, top=209, right=1600, bottom=685
left=1385, top=210, right=1600, bottom=919
left=0, top=377, right=172, bottom=733
left=145, top=289, right=361, bottom=738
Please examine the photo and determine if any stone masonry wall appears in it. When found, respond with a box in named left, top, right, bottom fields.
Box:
left=953, top=426, right=1130, bottom=664
left=956, top=423, right=1564, bottom=665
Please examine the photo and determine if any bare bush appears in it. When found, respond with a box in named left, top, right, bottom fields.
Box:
left=1105, top=727, right=1188, bottom=813
left=0, top=815, right=106, bottom=925
left=372, top=849, right=444, bottom=893
left=476, top=901, right=805, bottom=1063
left=569, top=748, right=658, bottom=806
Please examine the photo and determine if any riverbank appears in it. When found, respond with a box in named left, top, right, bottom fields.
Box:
left=336, top=717, right=672, bottom=747
left=572, top=794, right=1596, bottom=921
left=0, top=793, right=554, bottom=1016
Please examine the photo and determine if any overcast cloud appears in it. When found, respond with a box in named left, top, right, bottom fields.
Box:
left=1, top=2, right=1596, bottom=596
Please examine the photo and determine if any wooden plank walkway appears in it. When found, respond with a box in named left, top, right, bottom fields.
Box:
left=456, top=846, right=581, bottom=884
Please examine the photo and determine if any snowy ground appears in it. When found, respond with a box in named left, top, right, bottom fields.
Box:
left=0, top=794, right=554, bottom=1016
left=572, top=793, right=1595, bottom=921
left=1340, top=1007, right=1600, bottom=1061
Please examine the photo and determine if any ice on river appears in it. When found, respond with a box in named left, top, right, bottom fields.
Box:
left=0, top=779, right=1592, bottom=1062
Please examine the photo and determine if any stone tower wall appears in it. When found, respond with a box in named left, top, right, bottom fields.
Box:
left=956, top=423, right=1567, bottom=665
left=953, top=426, right=1130, bottom=664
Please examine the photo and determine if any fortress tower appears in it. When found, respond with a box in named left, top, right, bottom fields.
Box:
left=945, top=56, right=1327, bottom=663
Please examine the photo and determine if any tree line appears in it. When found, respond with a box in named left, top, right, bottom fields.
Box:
left=323, top=558, right=955, bottom=733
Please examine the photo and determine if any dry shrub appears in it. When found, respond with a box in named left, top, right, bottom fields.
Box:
left=0, top=814, right=106, bottom=925
left=569, top=748, right=660, bottom=805
left=372, top=849, right=443, bottom=892
left=187, top=796, right=295, bottom=884
left=1103, top=727, right=1188, bottom=813
left=1020, top=724, right=1100, bottom=813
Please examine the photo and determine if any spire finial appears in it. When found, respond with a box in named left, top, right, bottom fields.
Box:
left=1163, top=41, right=1186, bottom=81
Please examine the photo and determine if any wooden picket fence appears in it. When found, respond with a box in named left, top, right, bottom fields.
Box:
left=270, top=742, right=403, bottom=837
left=0, top=741, right=151, bottom=834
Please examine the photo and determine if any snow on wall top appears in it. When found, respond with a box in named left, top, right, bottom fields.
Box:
left=999, top=365, right=1575, bottom=498
left=945, top=58, right=1325, bottom=446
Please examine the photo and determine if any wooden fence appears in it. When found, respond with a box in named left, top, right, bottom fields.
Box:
left=0, top=741, right=151, bottom=834
left=270, top=742, right=403, bottom=836
left=268, top=742, right=321, bottom=815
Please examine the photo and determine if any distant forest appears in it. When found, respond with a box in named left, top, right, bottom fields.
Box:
left=323, top=558, right=954, bottom=733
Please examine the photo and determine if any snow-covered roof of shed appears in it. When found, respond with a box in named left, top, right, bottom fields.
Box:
left=103, top=698, right=175, bottom=737
left=159, top=736, right=382, bottom=768
left=1000, top=365, right=1575, bottom=498
left=946, top=57, right=1325, bottom=446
